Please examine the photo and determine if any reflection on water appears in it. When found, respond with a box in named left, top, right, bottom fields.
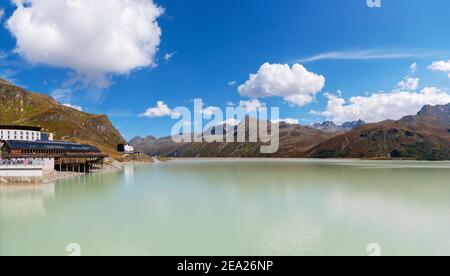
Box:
left=1, top=159, right=449, bottom=256
left=0, top=183, right=55, bottom=220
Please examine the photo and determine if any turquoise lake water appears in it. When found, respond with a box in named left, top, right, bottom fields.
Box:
left=1, top=159, right=449, bottom=256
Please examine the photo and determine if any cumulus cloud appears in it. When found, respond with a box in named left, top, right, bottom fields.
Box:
left=272, top=118, right=299, bottom=125
left=228, top=80, right=237, bottom=86
left=313, top=88, right=450, bottom=124
left=6, top=0, right=164, bottom=87
left=396, top=76, right=419, bottom=91
left=141, top=101, right=173, bottom=118
left=238, top=63, right=325, bottom=106
left=0, top=9, right=5, bottom=21
left=63, top=103, right=83, bottom=111
left=429, top=60, right=450, bottom=78
left=410, top=62, right=418, bottom=74
left=202, top=106, right=221, bottom=119
left=237, top=99, right=266, bottom=112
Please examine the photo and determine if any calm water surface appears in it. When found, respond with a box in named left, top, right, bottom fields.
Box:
left=1, top=159, right=449, bottom=256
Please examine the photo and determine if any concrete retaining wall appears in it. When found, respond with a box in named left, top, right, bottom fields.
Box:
left=42, top=158, right=55, bottom=174
left=0, top=166, right=44, bottom=184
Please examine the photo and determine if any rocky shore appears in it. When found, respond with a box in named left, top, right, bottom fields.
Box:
left=43, top=158, right=125, bottom=183
left=0, top=176, right=43, bottom=185
left=43, top=171, right=84, bottom=183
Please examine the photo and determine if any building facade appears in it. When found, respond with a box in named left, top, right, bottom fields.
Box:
left=1, top=140, right=107, bottom=173
left=117, top=144, right=135, bottom=153
left=1, top=126, right=108, bottom=178
left=0, top=125, right=53, bottom=142
left=124, top=145, right=134, bottom=153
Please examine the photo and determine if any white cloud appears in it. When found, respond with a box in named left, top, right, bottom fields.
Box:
left=228, top=80, right=237, bottom=86
left=238, top=63, right=325, bottom=106
left=429, top=60, right=450, bottom=78
left=141, top=101, right=173, bottom=118
left=0, top=9, right=5, bottom=21
left=6, top=0, right=164, bottom=87
left=410, top=62, right=418, bottom=74
left=300, top=50, right=420, bottom=63
left=51, top=88, right=73, bottom=103
left=63, top=103, right=83, bottom=111
left=164, top=52, right=176, bottom=62
left=272, top=118, right=299, bottom=125
left=396, top=76, right=419, bottom=91
left=202, top=106, right=221, bottom=119
left=237, top=99, right=266, bottom=112
left=313, top=88, right=450, bottom=124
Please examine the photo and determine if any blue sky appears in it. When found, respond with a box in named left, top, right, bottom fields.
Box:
left=1, top=0, right=450, bottom=139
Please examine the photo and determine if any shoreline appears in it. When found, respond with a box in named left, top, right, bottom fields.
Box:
left=166, top=157, right=450, bottom=163
left=43, top=171, right=85, bottom=184
left=43, top=158, right=125, bottom=183
left=3, top=156, right=449, bottom=186
left=122, top=160, right=154, bottom=165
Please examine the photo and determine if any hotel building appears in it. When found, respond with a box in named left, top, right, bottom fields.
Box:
left=0, top=125, right=107, bottom=179
left=0, top=125, right=54, bottom=141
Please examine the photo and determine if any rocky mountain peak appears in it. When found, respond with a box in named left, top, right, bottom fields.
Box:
left=342, top=120, right=366, bottom=129
left=312, top=120, right=365, bottom=133
left=417, top=103, right=450, bottom=124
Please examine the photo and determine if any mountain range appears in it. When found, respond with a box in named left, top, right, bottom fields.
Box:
left=311, top=120, right=366, bottom=133
left=1, top=79, right=448, bottom=161
left=307, top=104, right=450, bottom=160
left=131, top=104, right=450, bottom=161
left=131, top=119, right=334, bottom=158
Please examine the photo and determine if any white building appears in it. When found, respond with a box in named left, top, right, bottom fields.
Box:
left=0, top=125, right=53, bottom=142
left=124, top=145, right=134, bottom=153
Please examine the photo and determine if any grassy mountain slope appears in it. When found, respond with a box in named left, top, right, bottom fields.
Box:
left=132, top=104, right=449, bottom=160
left=306, top=104, right=450, bottom=160
left=0, top=79, right=125, bottom=156
left=131, top=121, right=333, bottom=158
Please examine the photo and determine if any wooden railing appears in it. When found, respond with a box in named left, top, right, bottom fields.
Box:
left=1, top=152, right=108, bottom=159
